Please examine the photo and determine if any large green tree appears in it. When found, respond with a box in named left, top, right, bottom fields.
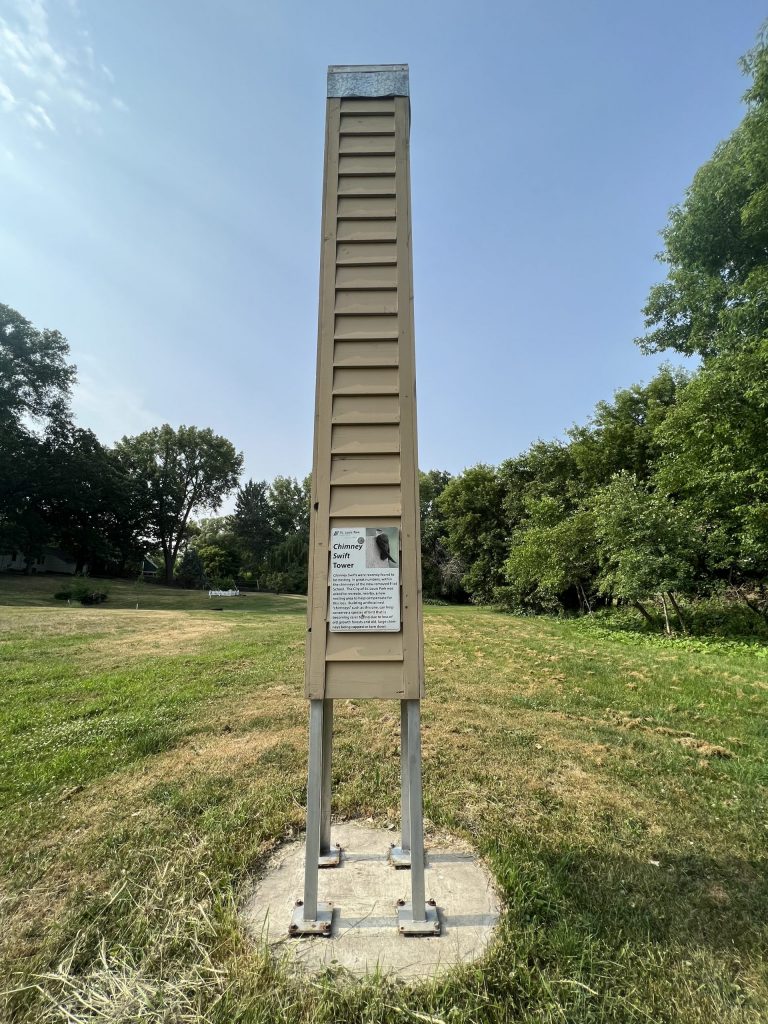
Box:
left=419, top=469, right=458, bottom=599
left=115, top=424, right=243, bottom=582
left=0, top=303, right=76, bottom=426
left=567, top=367, right=689, bottom=487
left=437, top=465, right=508, bottom=603
left=638, top=32, right=768, bottom=358
left=654, top=340, right=768, bottom=616
left=267, top=475, right=309, bottom=537
left=40, top=419, right=144, bottom=573
left=591, top=474, right=700, bottom=632
left=231, top=479, right=275, bottom=568
left=504, top=497, right=597, bottom=613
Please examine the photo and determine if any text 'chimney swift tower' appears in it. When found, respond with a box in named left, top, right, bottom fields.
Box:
left=291, top=64, right=438, bottom=937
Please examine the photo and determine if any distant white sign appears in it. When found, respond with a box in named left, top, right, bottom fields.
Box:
left=329, top=526, right=400, bottom=632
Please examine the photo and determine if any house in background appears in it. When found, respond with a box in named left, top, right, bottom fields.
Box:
left=0, top=547, right=79, bottom=574
left=142, top=556, right=159, bottom=579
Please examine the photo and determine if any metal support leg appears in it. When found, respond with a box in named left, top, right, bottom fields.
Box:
left=290, top=700, right=333, bottom=936
left=319, top=698, right=341, bottom=867
left=396, top=700, right=440, bottom=935
left=389, top=699, right=411, bottom=867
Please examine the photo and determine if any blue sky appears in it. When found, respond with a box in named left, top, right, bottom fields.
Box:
left=1, top=0, right=764, bottom=504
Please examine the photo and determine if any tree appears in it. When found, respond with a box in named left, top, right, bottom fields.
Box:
left=437, top=465, right=508, bottom=603
left=419, top=469, right=457, bottom=598
left=567, top=367, right=689, bottom=487
left=196, top=543, right=240, bottom=584
left=0, top=303, right=76, bottom=426
left=0, top=422, right=48, bottom=558
left=115, top=424, right=243, bottom=582
left=504, top=497, right=597, bottom=613
left=175, top=547, right=207, bottom=589
left=232, top=479, right=275, bottom=567
left=1, top=303, right=79, bottom=557
left=39, top=419, right=144, bottom=573
left=654, top=340, right=768, bottom=616
left=268, top=475, right=309, bottom=537
left=591, top=474, right=700, bottom=632
left=638, top=30, right=768, bottom=358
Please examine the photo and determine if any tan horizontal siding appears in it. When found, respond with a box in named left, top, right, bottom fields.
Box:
left=339, top=134, right=396, bottom=155
left=336, top=264, right=398, bottom=289
left=338, top=154, right=396, bottom=175
left=339, top=114, right=395, bottom=135
left=334, top=313, right=399, bottom=339
left=336, top=219, right=397, bottom=242
left=335, top=289, right=398, bottom=315
left=331, top=393, right=400, bottom=424
left=333, top=339, right=399, bottom=367
left=338, top=175, right=396, bottom=196
left=336, top=240, right=397, bottom=264
left=324, top=661, right=405, bottom=699
left=330, top=422, right=400, bottom=454
left=325, top=630, right=403, bottom=661
left=329, top=483, right=401, bottom=516
left=333, top=365, right=399, bottom=394
left=340, top=98, right=395, bottom=114
left=337, top=196, right=396, bottom=219
left=306, top=92, right=422, bottom=700
left=330, top=453, right=401, bottom=485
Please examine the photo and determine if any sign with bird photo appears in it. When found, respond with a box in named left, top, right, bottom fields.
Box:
left=329, top=527, right=400, bottom=632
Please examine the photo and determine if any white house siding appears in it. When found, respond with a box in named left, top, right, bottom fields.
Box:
left=0, top=548, right=78, bottom=574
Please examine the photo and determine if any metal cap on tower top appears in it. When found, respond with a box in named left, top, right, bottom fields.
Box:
left=327, top=64, right=409, bottom=98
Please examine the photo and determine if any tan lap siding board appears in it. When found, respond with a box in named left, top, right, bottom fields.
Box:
left=306, top=92, right=424, bottom=701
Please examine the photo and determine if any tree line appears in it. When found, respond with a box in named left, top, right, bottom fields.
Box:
left=420, top=33, right=768, bottom=632
left=0, top=321, right=313, bottom=589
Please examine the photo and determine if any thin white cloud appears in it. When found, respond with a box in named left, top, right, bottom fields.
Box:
left=0, top=79, right=17, bottom=110
left=0, top=0, right=123, bottom=141
left=68, top=86, right=99, bottom=113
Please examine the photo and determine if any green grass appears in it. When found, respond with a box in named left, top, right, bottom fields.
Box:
left=0, top=572, right=302, bottom=612
left=1, top=575, right=767, bottom=1022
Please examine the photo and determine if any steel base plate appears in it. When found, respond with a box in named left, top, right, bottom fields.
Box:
left=388, top=846, right=412, bottom=868
left=396, top=902, right=441, bottom=936
left=318, top=844, right=342, bottom=868
left=289, top=901, right=334, bottom=937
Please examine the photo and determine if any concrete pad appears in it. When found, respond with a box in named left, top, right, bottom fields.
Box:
left=240, top=822, right=501, bottom=979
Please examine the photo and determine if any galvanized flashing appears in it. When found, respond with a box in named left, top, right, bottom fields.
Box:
left=327, top=64, right=409, bottom=98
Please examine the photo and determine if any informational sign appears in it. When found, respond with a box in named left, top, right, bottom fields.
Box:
left=329, top=526, right=400, bottom=632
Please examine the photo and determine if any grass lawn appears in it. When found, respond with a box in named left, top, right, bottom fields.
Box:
left=1, top=573, right=767, bottom=1023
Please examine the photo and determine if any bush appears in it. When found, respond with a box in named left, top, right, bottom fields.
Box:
left=261, top=570, right=301, bottom=594
left=583, top=596, right=768, bottom=641
left=208, top=577, right=237, bottom=591
left=53, top=579, right=109, bottom=605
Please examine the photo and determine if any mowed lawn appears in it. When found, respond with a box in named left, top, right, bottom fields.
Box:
left=1, top=576, right=767, bottom=1023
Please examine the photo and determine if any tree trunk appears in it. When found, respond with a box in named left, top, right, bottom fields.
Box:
left=667, top=591, right=687, bottom=634
left=660, top=592, right=671, bottom=635
left=163, top=546, right=174, bottom=583
left=736, top=587, right=768, bottom=622
left=633, top=600, right=654, bottom=625
left=577, top=581, right=592, bottom=614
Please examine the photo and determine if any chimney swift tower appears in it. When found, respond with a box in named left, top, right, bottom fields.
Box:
left=292, top=64, right=436, bottom=937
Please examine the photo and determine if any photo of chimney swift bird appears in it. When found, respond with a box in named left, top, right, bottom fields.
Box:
left=374, top=529, right=398, bottom=566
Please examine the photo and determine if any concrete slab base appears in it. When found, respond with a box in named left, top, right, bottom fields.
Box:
left=240, top=822, right=501, bottom=979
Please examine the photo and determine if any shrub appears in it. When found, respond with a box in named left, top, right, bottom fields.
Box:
left=54, top=579, right=110, bottom=605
